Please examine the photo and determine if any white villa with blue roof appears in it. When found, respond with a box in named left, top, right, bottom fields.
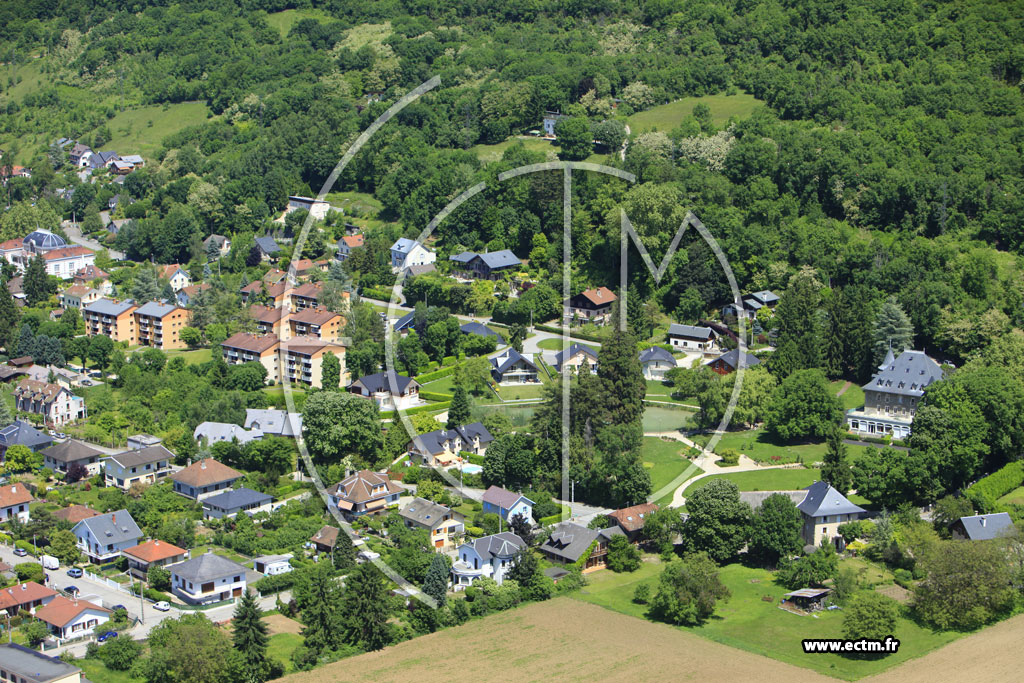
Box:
left=390, top=238, right=436, bottom=272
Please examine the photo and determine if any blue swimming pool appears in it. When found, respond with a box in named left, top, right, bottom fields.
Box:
left=460, top=464, right=483, bottom=475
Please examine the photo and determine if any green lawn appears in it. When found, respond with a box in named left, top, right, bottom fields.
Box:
left=681, top=468, right=824, bottom=498
left=831, top=380, right=865, bottom=411
left=322, top=190, right=383, bottom=215
left=101, top=101, right=211, bottom=159
left=268, top=632, right=304, bottom=672
left=574, top=560, right=963, bottom=680
left=469, top=137, right=558, bottom=164
left=78, top=658, right=138, bottom=683
left=164, top=348, right=212, bottom=365
left=264, top=8, right=333, bottom=36
left=692, top=429, right=870, bottom=466
left=261, top=385, right=307, bottom=412
left=997, top=486, right=1024, bottom=506
left=191, top=544, right=250, bottom=566
left=641, top=437, right=702, bottom=505
left=642, top=405, right=694, bottom=432
left=536, top=337, right=564, bottom=351
left=627, top=91, right=762, bottom=133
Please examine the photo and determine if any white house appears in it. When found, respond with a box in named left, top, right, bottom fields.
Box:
left=286, top=196, right=331, bottom=221
left=72, top=509, right=142, bottom=563
left=667, top=324, right=717, bottom=352
left=169, top=552, right=247, bottom=605
left=846, top=349, right=944, bottom=440
left=451, top=532, right=525, bottom=590
left=347, top=372, right=422, bottom=411
left=481, top=485, right=535, bottom=524
left=254, top=554, right=293, bottom=576
left=170, top=458, right=242, bottom=500
left=103, top=445, right=174, bottom=490
left=244, top=409, right=303, bottom=437
left=41, top=246, right=96, bottom=279
left=553, top=343, right=598, bottom=375
left=158, top=264, right=191, bottom=291
left=0, top=485, right=32, bottom=523
left=335, top=234, right=363, bottom=260
left=390, top=238, right=436, bottom=273
left=34, top=595, right=110, bottom=640
left=193, top=422, right=264, bottom=446
left=639, top=346, right=677, bottom=380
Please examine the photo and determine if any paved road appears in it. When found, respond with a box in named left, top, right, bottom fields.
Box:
left=0, top=543, right=284, bottom=657
left=63, top=223, right=125, bottom=260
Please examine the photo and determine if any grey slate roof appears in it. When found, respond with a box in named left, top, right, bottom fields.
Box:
left=739, top=491, right=807, bottom=510
left=490, top=348, right=537, bottom=374
left=706, top=348, right=761, bottom=370
left=400, top=497, right=457, bottom=530
left=668, top=323, right=715, bottom=340
left=862, top=349, right=943, bottom=397
left=956, top=513, right=1014, bottom=541
left=466, top=532, right=525, bottom=560
left=449, top=251, right=475, bottom=263
left=391, top=238, right=419, bottom=254
left=393, top=311, right=415, bottom=332
left=85, top=298, right=136, bottom=316
left=411, top=422, right=494, bottom=455
left=244, top=409, right=302, bottom=436
left=74, top=509, right=142, bottom=546
left=0, top=421, right=52, bottom=450
left=541, top=522, right=623, bottom=563
left=255, top=236, right=281, bottom=254
left=554, top=343, right=598, bottom=370
left=202, top=487, right=273, bottom=512
left=350, top=371, right=419, bottom=394
left=747, top=290, right=779, bottom=305
left=134, top=301, right=177, bottom=317
left=40, top=439, right=103, bottom=463
left=193, top=422, right=263, bottom=445
left=477, top=250, right=520, bottom=269
left=0, top=643, right=82, bottom=682
left=407, top=264, right=436, bottom=276
left=459, top=321, right=504, bottom=342
left=797, top=481, right=865, bottom=518
left=639, top=346, right=675, bottom=364
left=106, top=444, right=174, bottom=469
left=482, top=485, right=535, bottom=510
left=169, top=552, right=247, bottom=583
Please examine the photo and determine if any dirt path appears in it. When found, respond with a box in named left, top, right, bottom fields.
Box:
left=836, top=380, right=852, bottom=396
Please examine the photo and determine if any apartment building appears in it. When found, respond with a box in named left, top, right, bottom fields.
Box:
left=280, top=336, right=346, bottom=388
left=83, top=298, right=137, bottom=342
left=134, top=301, right=190, bottom=350
left=221, top=333, right=281, bottom=384
left=287, top=306, right=342, bottom=341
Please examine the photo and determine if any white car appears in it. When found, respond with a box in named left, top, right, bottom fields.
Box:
left=48, top=430, right=57, bottom=437
left=153, top=601, right=171, bottom=612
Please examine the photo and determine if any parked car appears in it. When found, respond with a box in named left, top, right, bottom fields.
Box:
left=13, top=547, right=27, bottom=557
left=66, top=567, right=83, bottom=578
left=80, top=380, right=93, bottom=386
left=48, top=430, right=57, bottom=437
left=153, top=601, right=171, bottom=612
left=111, top=604, right=126, bottom=613
left=57, top=433, right=68, bottom=439
left=65, top=585, right=79, bottom=595
left=97, top=631, right=117, bottom=642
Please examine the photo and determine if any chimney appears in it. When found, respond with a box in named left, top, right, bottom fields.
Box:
left=154, top=540, right=160, bottom=546
left=981, top=516, right=986, bottom=527
left=200, top=460, right=207, bottom=469
left=20, top=584, right=25, bottom=591
left=111, top=513, right=116, bottom=524
left=10, top=486, right=14, bottom=494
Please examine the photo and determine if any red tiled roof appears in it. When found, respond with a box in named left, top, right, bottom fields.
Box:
left=578, top=286, right=616, bottom=306
left=289, top=306, right=341, bottom=326
left=0, top=238, right=21, bottom=251
left=13, top=378, right=69, bottom=404
left=122, top=539, right=187, bottom=564
left=342, top=234, right=364, bottom=248
left=74, top=265, right=109, bottom=280
left=34, top=595, right=110, bottom=627
left=249, top=304, right=285, bottom=324
left=310, top=525, right=339, bottom=548
left=171, top=458, right=242, bottom=488
left=0, top=581, right=55, bottom=611
left=221, top=332, right=280, bottom=354
left=328, top=470, right=401, bottom=505
left=608, top=502, right=659, bottom=533
left=158, top=264, right=185, bottom=280
left=53, top=504, right=99, bottom=524
left=41, top=246, right=93, bottom=261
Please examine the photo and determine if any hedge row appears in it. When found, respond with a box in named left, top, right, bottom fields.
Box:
left=419, top=390, right=453, bottom=402
left=534, top=324, right=607, bottom=344
left=467, top=453, right=485, bottom=466
left=966, top=461, right=1024, bottom=512
left=361, top=287, right=396, bottom=301
left=380, top=402, right=450, bottom=420
left=254, top=571, right=295, bottom=595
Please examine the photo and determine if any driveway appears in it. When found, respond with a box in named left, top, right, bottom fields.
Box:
left=64, top=223, right=124, bottom=260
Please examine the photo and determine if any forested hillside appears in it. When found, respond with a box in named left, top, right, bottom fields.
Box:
left=1, top=0, right=1022, bottom=367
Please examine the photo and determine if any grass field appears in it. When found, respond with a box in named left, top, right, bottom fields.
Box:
left=101, top=101, right=210, bottom=158
left=831, top=379, right=866, bottom=411
left=997, top=486, right=1024, bottom=505
left=692, top=429, right=870, bottom=465
left=574, top=560, right=964, bottom=681
left=265, top=8, right=333, bottom=36
left=164, top=347, right=213, bottom=365
left=323, top=190, right=383, bottom=216
left=642, top=405, right=694, bottom=432
left=469, top=137, right=559, bottom=163
left=641, top=437, right=701, bottom=505
left=681, top=468, right=823, bottom=498
left=78, top=658, right=136, bottom=683
left=627, top=91, right=762, bottom=133
left=269, top=632, right=304, bottom=673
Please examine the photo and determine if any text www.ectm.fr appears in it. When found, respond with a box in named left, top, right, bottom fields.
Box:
left=802, top=637, right=900, bottom=654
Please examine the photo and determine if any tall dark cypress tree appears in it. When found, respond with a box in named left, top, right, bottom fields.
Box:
left=23, top=255, right=51, bottom=307
left=340, top=563, right=391, bottom=651
left=821, top=427, right=854, bottom=494
left=770, top=273, right=822, bottom=377
left=232, top=590, right=269, bottom=683
left=421, top=553, right=449, bottom=607
left=300, top=561, right=343, bottom=655
left=447, top=385, right=471, bottom=428
left=597, top=327, right=645, bottom=428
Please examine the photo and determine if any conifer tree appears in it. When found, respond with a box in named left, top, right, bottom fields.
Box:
left=232, top=590, right=269, bottom=683
left=821, top=427, right=854, bottom=494
left=421, top=553, right=449, bottom=607
left=447, top=385, right=471, bottom=428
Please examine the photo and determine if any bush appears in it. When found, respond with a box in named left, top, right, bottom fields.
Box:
left=632, top=582, right=651, bottom=604
left=717, top=448, right=740, bottom=466
left=98, top=635, right=142, bottom=670
left=14, top=540, right=34, bottom=556
left=841, top=592, right=899, bottom=655
left=14, top=562, right=44, bottom=583
left=254, top=572, right=296, bottom=594
left=893, top=568, right=914, bottom=589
